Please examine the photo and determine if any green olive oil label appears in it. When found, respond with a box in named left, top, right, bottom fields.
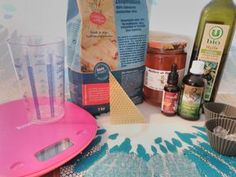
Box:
left=179, top=85, right=204, bottom=118
left=197, top=23, right=229, bottom=101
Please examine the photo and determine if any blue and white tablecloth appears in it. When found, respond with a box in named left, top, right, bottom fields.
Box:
left=60, top=103, right=236, bottom=177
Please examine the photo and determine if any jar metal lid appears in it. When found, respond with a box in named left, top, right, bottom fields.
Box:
left=148, top=37, right=187, bottom=50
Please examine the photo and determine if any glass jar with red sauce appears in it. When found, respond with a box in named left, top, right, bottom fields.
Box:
left=143, top=38, right=187, bottom=106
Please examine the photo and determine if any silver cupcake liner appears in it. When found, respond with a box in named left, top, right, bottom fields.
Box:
left=204, top=102, right=236, bottom=121
left=205, top=118, right=236, bottom=156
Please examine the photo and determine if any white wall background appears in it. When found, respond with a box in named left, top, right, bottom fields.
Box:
left=150, top=0, right=208, bottom=36
left=0, top=0, right=67, bottom=36
left=2, top=0, right=235, bottom=41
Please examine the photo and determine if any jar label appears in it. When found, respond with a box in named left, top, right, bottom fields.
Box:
left=161, top=91, right=179, bottom=114
left=178, top=85, right=204, bottom=119
left=197, top=23, right=230, bottom=101
left=144, top=67, right=185, bottom=91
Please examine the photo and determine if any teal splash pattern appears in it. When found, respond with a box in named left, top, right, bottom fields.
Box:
left=60, top=126, right=236, bottom=177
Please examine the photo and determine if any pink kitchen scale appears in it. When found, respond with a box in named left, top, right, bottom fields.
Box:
left=0, top=100, right=97, bottom=177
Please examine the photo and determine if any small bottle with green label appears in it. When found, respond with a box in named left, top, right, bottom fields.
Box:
left=178, top=61, right=205, bottom=120
left=189, top=0, right=236, bottom=103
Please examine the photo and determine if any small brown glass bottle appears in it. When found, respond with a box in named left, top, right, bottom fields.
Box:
left=161, top=64, right=180, bottom=116
left=178, top=61, right=205, bottom=120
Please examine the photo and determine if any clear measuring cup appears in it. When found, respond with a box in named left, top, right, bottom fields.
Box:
left=7, top=36, right=65, bottom=124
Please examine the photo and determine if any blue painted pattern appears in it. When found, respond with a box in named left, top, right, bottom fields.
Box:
left=137, top=144, right=150, bottom=161
left=108, top=133, right=119, bottom=140
left=66, top=126, right=236, bottom=177
left=110, top=138, right=132, bottom=154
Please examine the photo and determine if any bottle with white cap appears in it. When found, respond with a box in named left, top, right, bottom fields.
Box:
left=178, top=60, right=205, bottom=120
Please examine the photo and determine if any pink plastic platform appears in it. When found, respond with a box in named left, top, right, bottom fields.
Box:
left=0, top=100, right=97, bottom=177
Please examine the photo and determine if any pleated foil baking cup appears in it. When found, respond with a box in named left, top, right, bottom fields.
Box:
left=204, top=102, right=236, bottom=121
left=205, top=118, right=236, bottom=156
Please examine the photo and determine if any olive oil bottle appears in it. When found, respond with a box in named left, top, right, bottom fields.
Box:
left=189, top=0, right=236, bottom=102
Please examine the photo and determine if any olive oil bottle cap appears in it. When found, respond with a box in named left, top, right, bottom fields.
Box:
left=190, top=60, right=205, bottom=75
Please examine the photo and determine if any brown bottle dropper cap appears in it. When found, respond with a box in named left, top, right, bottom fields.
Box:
left=167, top=64, right=179, bottom=85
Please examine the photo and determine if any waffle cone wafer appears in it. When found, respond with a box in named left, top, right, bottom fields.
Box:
left=109, top=72, right=145, bottom=124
